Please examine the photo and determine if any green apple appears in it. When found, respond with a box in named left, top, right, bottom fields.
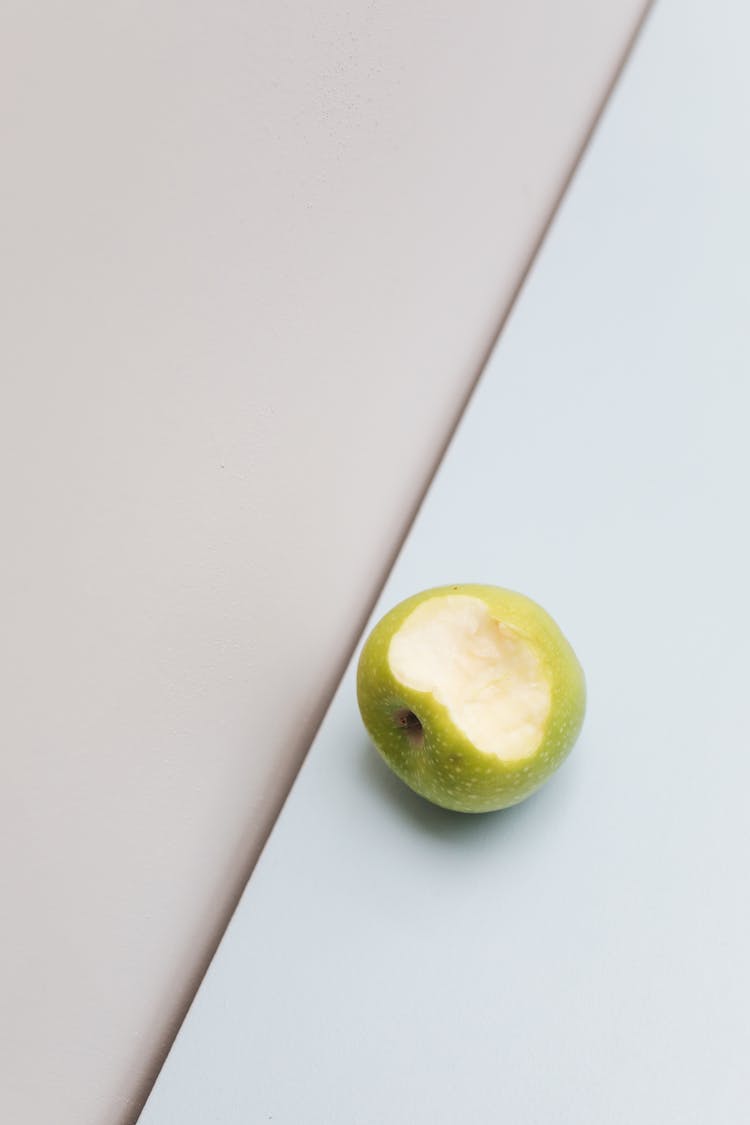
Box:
left=357, top=584, right=586, bottom=813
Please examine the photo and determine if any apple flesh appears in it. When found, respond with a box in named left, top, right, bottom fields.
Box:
left=356, top=584, right=586, bottom=813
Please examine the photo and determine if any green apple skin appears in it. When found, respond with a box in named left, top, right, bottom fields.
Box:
left=356, top=584, right=586, bottom=813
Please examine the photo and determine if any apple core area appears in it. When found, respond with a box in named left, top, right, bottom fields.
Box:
left=387, top=595, right=551, bottom=761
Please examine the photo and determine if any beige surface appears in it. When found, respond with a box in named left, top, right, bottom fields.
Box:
left=0, top=2, right=647, bottom=1122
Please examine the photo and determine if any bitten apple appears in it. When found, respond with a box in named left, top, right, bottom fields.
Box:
left=357, top=584, right=586, bottom=813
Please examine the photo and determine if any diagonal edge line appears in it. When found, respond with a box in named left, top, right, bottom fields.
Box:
left=130, top=5, right=657, bottom=1120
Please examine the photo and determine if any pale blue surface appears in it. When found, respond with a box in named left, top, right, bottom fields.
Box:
left=139, top=1, right=750, bottom=1120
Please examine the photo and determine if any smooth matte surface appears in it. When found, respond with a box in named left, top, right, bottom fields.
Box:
left=139, top=0, right=750, bottom=1121
left=0, top=3, right=648, bottom=1121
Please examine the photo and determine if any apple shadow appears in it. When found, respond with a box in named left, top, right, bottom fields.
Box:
left=357, top=734, right=575, bottom=847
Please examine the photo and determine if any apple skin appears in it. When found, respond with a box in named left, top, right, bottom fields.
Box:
left=356, top=584, right=586, bottom=813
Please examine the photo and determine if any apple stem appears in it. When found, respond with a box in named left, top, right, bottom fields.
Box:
left=393, top=708, right=423, bottom=744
